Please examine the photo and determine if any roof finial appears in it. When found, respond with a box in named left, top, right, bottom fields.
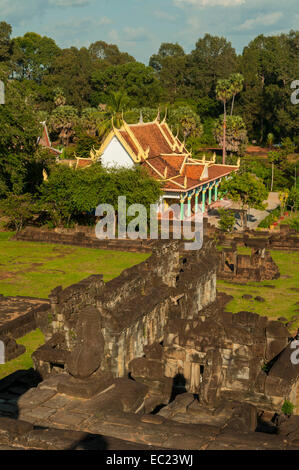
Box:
left=139, top=110, right=143, bottom=124
left=162, top=107, right=168, bottom=124
left=155, top=106, right=160, bottom=122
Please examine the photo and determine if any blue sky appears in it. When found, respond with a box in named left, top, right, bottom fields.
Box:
left=1, top=0, right=299, bottom=63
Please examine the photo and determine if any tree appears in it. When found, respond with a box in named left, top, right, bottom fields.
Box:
left=0, top=193, right=37, bottom=232
left=43, top=47, right=95, bottom=109
left=267, top=133, right=274, bottom=149
left=96, top=91, right=130, bottom=139
left=239, top=32, right=299, bottom=143
left=216, top=79, right=233, bottom=164
left=12, top=32, right=60, bottom=81
left=49, top=105, right=79, bottom=146
left=168, top=106, right=203, bottom=141
left=219, top=172, right=268, bottom=229
left=188, top=34, right=237, bottom=98
left=229, top=73, right=244, bottom=115
left=287, top=186, right=299, bottom=212
left=149, top=43, right=187, bottom=103
left=88, top=41, right=135, bottom=67
left=79, top=107, right=105, bottom=137
left=214, top=115, right=248, bottom=156
left=0, top=22, right=12, bottom=63
left=39, top=165, right=162, bottom=228
left=91, top=62, right=162, bottom=108
left=218, top=209, right=235, bottom=233
left=0, top=80, right=41, bottom=197
left=53, top=87, right=66, bottom=107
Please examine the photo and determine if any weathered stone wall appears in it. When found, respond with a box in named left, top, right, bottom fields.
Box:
left=33, top=240, right=218, bottom=380
left=15, top=227, right=154, bottom=253
left=217, top=246, right=280, bottom=282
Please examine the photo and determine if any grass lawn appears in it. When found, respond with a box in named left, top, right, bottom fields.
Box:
left=0, top=232, right=150, bottom=298
left=0, top=232, right=150, bottom=380
left=0, top=328, right=45, bottom=380
left=217, top=250, right=299, bottom=332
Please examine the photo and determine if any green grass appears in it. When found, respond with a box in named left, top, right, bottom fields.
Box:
left=0, top=329, right=45, bottom=380
left=0, top=232, right=150, bottom=298
left=217, top=250, right=299, bottom=331
left=0, top=232, right=150, bottom=379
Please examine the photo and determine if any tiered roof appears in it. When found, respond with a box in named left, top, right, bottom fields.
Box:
left=37, top=122, right=62, bottom=157
left=99, top=117, right=239, bottom=193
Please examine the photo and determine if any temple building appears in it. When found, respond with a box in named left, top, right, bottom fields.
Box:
left=98, top=115, right=239, bottom=219
left=37, top=122, right=62, bottom=158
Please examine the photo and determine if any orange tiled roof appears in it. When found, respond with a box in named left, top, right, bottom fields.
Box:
left=101, top=118, right=239, bottom=192
left=76, top=159, right=93, bottom=168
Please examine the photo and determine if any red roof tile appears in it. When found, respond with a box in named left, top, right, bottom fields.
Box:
left=129, top=123, right=173, bottom=157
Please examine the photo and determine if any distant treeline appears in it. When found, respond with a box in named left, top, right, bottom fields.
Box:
left=0, top=22, right=298, bottom=145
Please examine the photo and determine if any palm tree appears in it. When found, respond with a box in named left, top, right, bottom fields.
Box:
left=229, top=73, right=244, bottom=116
left=98, top=91, right=130, bottom=139
left=216, top=79, right=233, bottom=165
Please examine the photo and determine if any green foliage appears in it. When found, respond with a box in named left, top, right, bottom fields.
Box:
left=75, top=134, right=100, bottom=159
left=91, top=62, right=162, bottom=108
left=12, top=32, right=60, bottom=82
left=218, top=209, right=235, bottom=233
left=49, top=105, right=79, bottom=145
left=39, top=165, right=162, bottom=227
left=281, top=400, right=295, bottom=416
left=214, top=115, right=248, bottom=155
left=258, top=207, right=281, bottom=228
left=219, top=172, right=268, bottom=228
left=289, top=217, right=299, bottom=231
left=0, top=193, right=37, bottom=232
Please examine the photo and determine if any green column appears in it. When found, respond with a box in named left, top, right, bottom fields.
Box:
left=195, top=192, right=199, bottom=213
left=202, top=190, right=206, bottom=213
left=215, top=184, right=218, bottom=202
left=187, top=196, right=191, bottom=217
left=180, top=199, right=184, bottom=221
left=208, top=187, right=212, bottom=205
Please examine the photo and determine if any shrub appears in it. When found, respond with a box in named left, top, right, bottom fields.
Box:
left=281, top=400, right=295, bottom=416
left=218, top=209, right=235, bottom=233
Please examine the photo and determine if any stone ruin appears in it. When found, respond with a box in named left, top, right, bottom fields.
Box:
left=1, top=239, right=299, bottom=449
left=217, top=239, right=280, bottom=282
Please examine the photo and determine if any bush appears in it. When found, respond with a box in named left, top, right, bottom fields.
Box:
left=258, top=207, right=281, bottom=228
left=281, top=400, right=295, bottom=416
left=218, top=209, right=235, bottom=233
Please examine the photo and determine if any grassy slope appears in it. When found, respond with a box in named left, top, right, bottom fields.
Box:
left=0, top=232, right=149, bottom=298
left=0, top=232, right=149, bottom=379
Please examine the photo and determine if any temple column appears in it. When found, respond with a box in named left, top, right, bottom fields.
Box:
left=215, top=184, right=218, bottom=202
left=187, top=195, right=192, bottom=218
left=208, top=187, right=212, bottom=205
left=202, top=190, right=206, bottom=213
left=195, top=191, right=199, bottom=213
left=180, top=196, right=185, bottom=221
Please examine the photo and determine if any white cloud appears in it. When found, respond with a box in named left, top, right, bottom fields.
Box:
left=238, top=11, right=283, bottom=30
left=154, top=10, right=177, bottom=21
left=123, top=27, right=151, bottom=42
left=174, top=0, right=245, bottom=7
left=48, top=0, right=92, bottom=6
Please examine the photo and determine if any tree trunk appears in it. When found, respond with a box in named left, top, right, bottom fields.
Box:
left=223, top=103, right=227, bottom=165
left=230, top=94, right=235, bottom=116
left=242, top=210, right=248, bottom=230
left=271, top=162, right=274, bottom=192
